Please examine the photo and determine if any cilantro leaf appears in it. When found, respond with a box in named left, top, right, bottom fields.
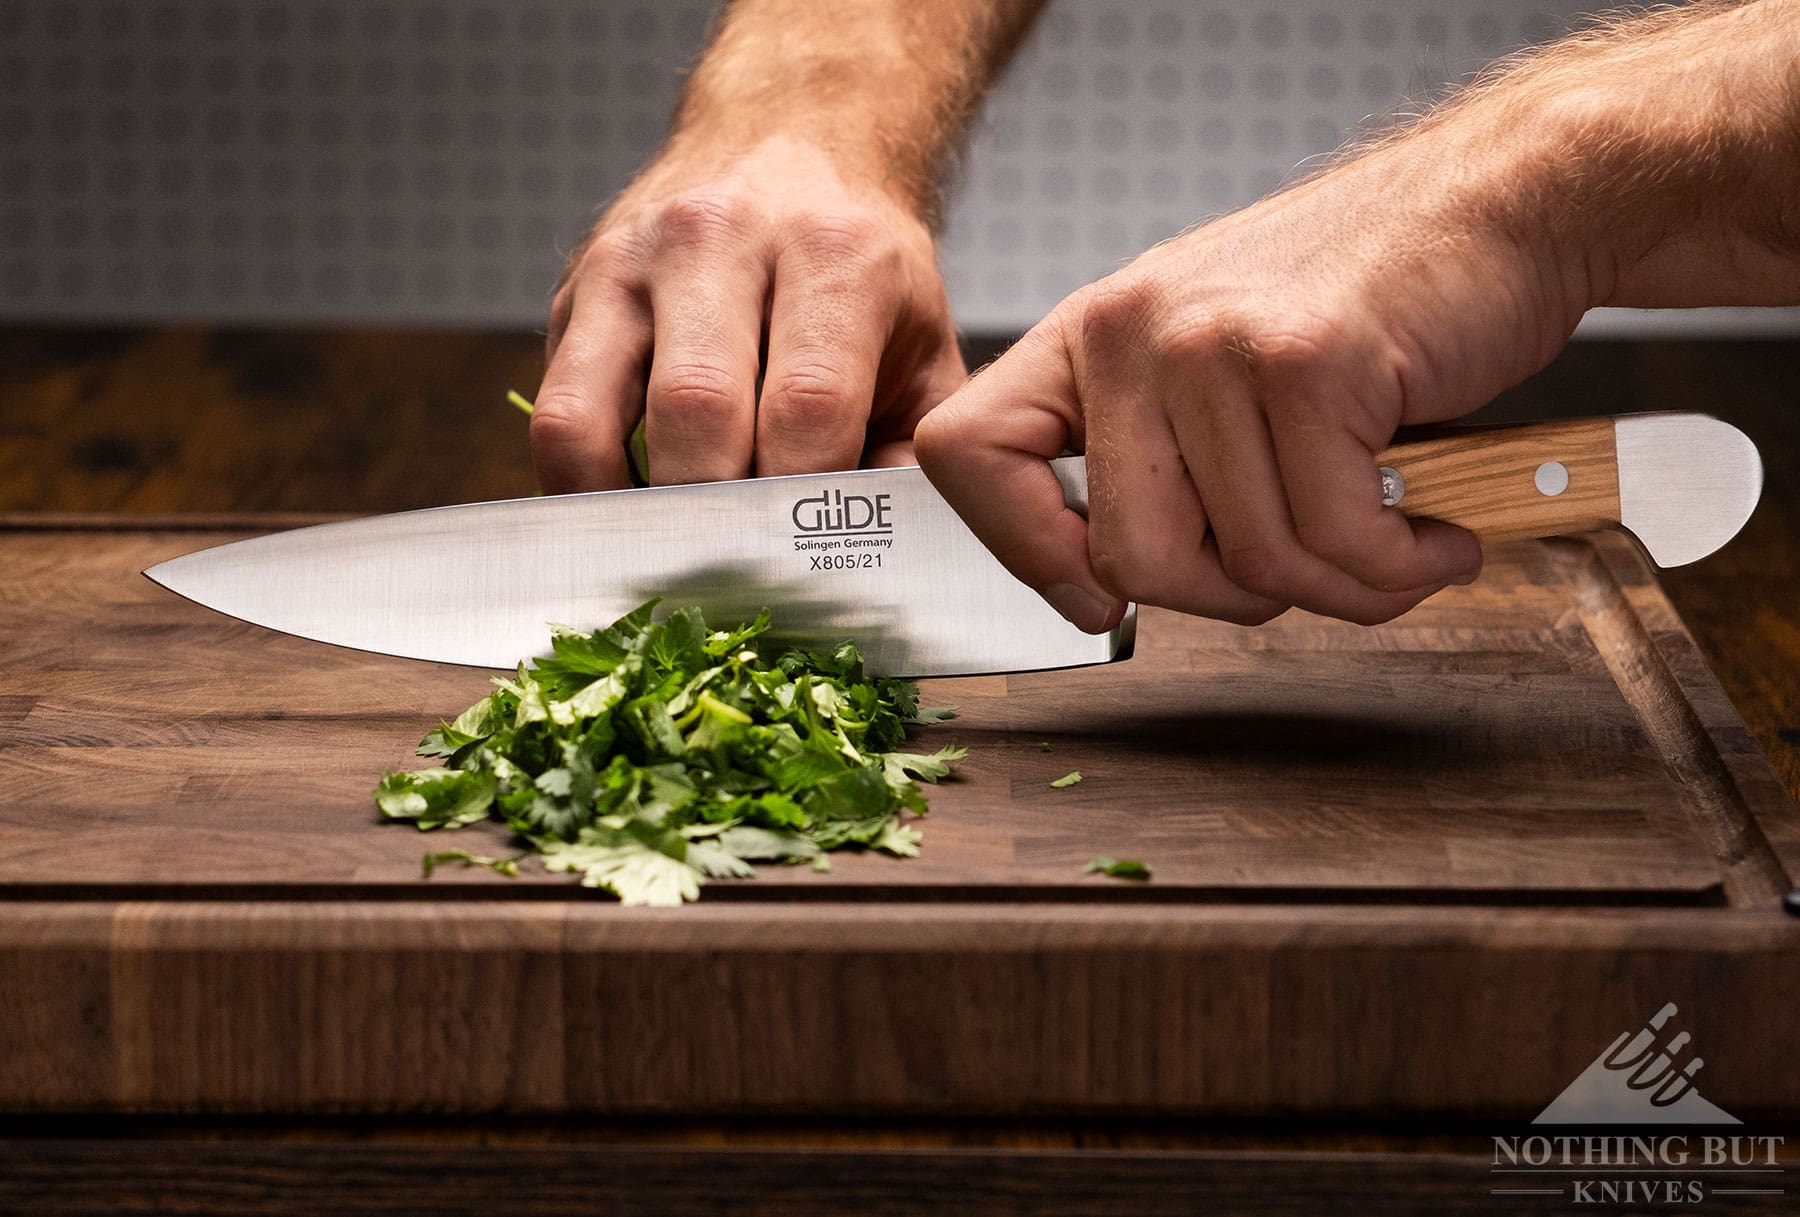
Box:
left=422, top=850, right=523, bottom=878
left=416, top=695, right=501, bottom=759
left=1085, top=856, right=1151, bottom=881
left=375, top=768, right=496, bottom=829
left=873, top=820, right=923, bottom=857
left=802, top=766, right=895, bottom=820
left=718, top=824, right=819, bottom=861
left=882, top=744, right=968, bottom=785
left=907, top=704, right=959, bottom=725
left=540, top=833, right=701, bottom=907
left=685, top=837, right=758, bottom=880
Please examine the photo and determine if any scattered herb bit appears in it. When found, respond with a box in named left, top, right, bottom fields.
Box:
left=627, top=417, right=650, bottom=486
left=375, top=601, right=961, bottom=906
left=1049, top=770, right=1083, bottom=788
left=1085, top=856, right=1151, bottom=881
left=507, top=389, right=535, bottom=415
left=1040, top=741, right=1054, bottom=752
left=422, top=849, right=525, bottom=878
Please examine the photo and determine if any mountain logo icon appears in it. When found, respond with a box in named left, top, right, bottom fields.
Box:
left=1534, top=1002, right=1739, bottom=1125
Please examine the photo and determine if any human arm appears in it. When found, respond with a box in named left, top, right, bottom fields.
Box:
left=914, top=0, right=1800, bottom=632
left=532, top=0, right=1045, bottom=491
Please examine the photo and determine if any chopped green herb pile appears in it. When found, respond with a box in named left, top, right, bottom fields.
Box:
left=1049, top=770, right=1083, bottom=788
left=1086, top=856, right=1151, bottom=881
left=374, top=601, right=963, bottom=906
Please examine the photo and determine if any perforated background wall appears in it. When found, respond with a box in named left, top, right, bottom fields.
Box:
left=0, top=0, right=1789, bottom=335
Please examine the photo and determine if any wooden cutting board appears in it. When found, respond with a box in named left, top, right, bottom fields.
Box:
left=2, top=518, right=1798, bottom=1118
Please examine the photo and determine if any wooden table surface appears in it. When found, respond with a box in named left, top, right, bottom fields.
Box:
left=2, top=326, right=1797, bottom=1215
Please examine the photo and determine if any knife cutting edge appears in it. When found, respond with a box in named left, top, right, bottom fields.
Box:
left=144, top=412, right=1759, bottom=676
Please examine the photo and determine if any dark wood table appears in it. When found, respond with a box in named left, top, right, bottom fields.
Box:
left=1, top=327, right=1796, bottom=1215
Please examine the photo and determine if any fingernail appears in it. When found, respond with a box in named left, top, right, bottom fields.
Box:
left=1044, top=583, right=1121, bottom=633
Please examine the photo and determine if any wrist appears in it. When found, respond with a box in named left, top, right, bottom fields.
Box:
left=621, top=124, right=936, bottom=243
left=1325, top=126, right=1596, bottom=372
left=1430, top=101, right=1622, bottom=330
left=658, top=0, right=1047, bottom=228
left=1451, top=0, right=1800, bottom=311
left=666, top=103, right=938, bottom=220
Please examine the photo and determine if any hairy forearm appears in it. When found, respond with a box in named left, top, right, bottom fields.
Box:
left=667, top=0, right=1045, bottom=224
left=1425, top=0, right=1800, bottom=311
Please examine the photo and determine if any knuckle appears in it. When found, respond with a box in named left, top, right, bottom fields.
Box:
left=1292, top=515, right=1366, bottom=569
left=1087, top=532, right=1167, bottom=604
left=1292, top=519, right=1414, bottom=593
left=1077, top=277, right=1161, bottom=350
left=793, top=208, right=884, bottom=258
left=911, top=408, right=962, bottom=471
left=1159, top=315, right=1252, bottom=374
left=569, top=226, right=641, bottom=282
left=1249, top=328, right=1333, bottom=378
left=1087, top=509, right=1184, bottom=604
left=528, top=392, right=600, bottom=454
left=1080, top=547, right=1137, bottom=604
left=1087, top=548, right=1134, bottom=602
left=765, top=362, right=855, bottom=429
left=788, top=211, right=911, bottom=293
left=1217, top=541, right=1293, bottom=599
left=529, top=387, right=588, bottom=428
left=656, top=192, right=754, bottom=249
left=649, top=361, right=745, bottom=421
left=1083, top=546, right=1169, bottom=614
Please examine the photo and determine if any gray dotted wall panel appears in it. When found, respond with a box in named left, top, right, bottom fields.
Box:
left=942, top=1, right=1508, bottom=325
left=0, top=0, right=710, bottom=324
left=0, top=0, right=1790, bottom=336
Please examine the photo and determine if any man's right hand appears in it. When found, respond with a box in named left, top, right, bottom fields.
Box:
left=533, top=135, right=966, bottom=492
left=916, top=0, right=1800, bottom=633
left=916, top=140, right=1540, bottom=633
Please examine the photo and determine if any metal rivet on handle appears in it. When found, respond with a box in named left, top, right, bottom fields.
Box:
left=1379, top=466, right=1404, bottom=508
left=1535, top=461, right=1570, bottom=496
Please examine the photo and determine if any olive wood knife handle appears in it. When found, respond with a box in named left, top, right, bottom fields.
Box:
left=1376, top=418, right=1621, bottom=543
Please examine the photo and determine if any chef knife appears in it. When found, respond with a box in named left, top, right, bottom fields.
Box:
left=144, top=412, right=1759, bottom=676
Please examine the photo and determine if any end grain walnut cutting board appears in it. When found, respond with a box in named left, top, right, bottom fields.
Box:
left=1, top=518, right=1797, bottom=1118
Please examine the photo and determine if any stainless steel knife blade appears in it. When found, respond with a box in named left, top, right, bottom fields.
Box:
left=145, top=456, right=1136, bottom=677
